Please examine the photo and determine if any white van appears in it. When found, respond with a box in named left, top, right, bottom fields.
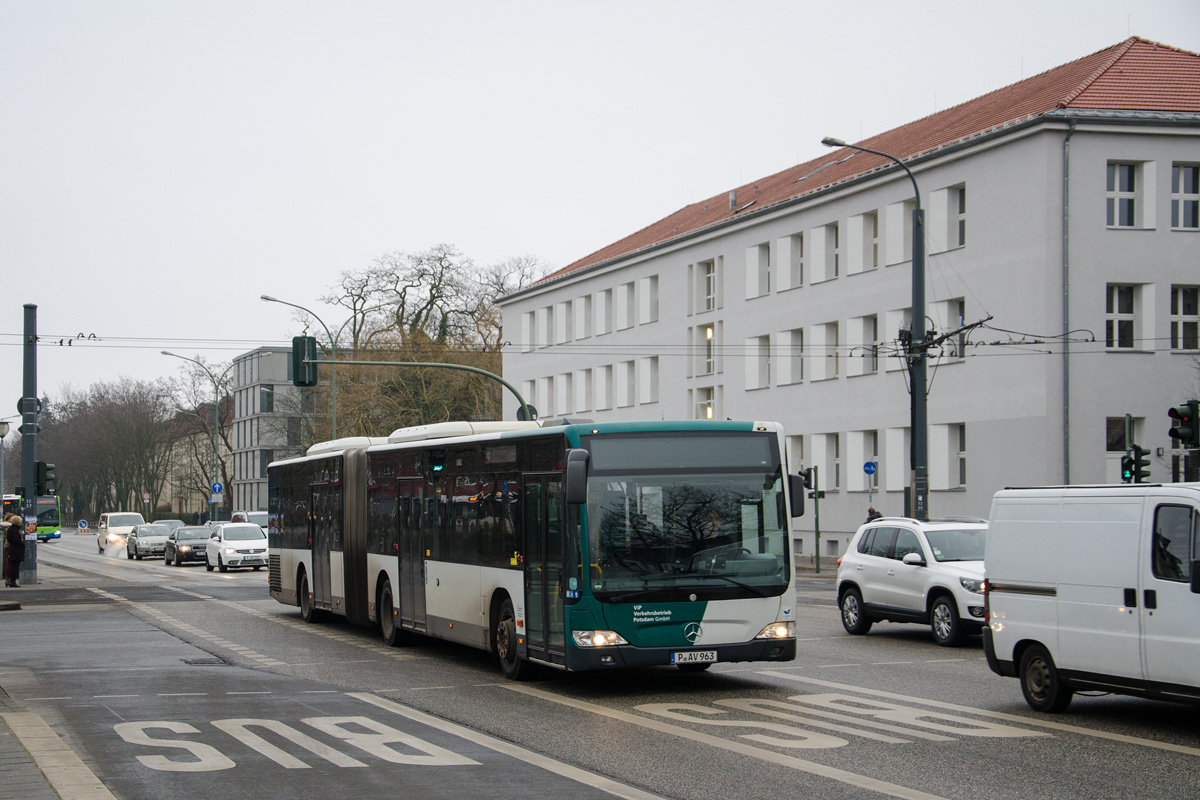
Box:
left=984, top=484, right=1200, bottom=712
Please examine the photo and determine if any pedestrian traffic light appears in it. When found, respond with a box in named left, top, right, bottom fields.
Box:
left=291, top=336, right=318, bottom=387
left=1131, top=444, right=1151, bottom=483
left=35, top=461, right=56, bottom=495
left=1120, top=455, right=1135, bottom=483
left=1168, top=400, right=1199, bottom=448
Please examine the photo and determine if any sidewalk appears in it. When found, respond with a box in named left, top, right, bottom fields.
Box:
left=0, top=561, right=119, bottom=800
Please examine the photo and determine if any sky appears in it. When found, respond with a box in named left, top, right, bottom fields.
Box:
left=2, top=0, right=1199, bottom=428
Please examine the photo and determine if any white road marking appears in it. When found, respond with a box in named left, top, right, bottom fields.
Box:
left=501, top=684, right=951, bottom=800
left=2, top=711, right=119, bottom=800
left=350, top=692, right=666, bottom=800
left=760, top=672, right=1200, bottom=757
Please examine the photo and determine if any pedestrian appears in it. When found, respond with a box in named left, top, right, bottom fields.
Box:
left=865, top=507, right=882, bottom=523
left=4, top=514, right=26, bottom=587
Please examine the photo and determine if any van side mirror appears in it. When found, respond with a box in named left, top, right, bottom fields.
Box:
left=1192, top=562, right=1200, bottom=594
left=788, top=474, right=805, bottom=517
left=564, top=449, right=589, bottom=504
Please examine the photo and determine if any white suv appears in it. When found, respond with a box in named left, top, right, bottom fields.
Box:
left=836, top=516, right=987, bottom=646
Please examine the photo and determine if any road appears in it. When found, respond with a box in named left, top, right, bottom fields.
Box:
left=2, top=533, right=1197, bottom=800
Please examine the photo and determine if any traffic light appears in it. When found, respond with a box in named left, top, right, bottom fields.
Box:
left=35, top=461, right=56, bottom=495
left=291, top=336, right=318, bottom=387
left=799, top=468, right=814, bottom=490
left=1131, top=444, right=1151, bottom=484
left=1168, top=400, right=1199, bottom=448
left=1120, top=455, right=1135, bottom=483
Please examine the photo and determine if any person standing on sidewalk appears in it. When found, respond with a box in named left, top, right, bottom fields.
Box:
left=4, top=514, right=25, bottom=587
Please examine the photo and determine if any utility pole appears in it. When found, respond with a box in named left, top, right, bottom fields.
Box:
left=18, top=304, right=39, bottom=585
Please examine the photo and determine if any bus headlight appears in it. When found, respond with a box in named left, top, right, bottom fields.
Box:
left=571, top=630, right=629, bottom=648
left=755, top=621, right=795, bottom=640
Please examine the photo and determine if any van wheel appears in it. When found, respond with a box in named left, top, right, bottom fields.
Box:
left=930, top=595, right=962, bottom=646
left=1019, top=644, right=1073, bottom=713
left=495, top=597, right=534, bottom=680
left=840, top=588, right=873, bottom=635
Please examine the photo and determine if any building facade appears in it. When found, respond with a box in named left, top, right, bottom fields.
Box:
left=230, top=347, right=307, bottom=512
left=499, top=38, right=1200, bottom=557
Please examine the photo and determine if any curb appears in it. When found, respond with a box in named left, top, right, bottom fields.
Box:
left=1, top=711, right=118, bottom=800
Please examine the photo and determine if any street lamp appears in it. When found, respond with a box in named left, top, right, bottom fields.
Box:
left=162, top=351, right=234, bottom=524
left=821, top=136, right=928, bottom=520
left=260, top=294, right=399, bottom=441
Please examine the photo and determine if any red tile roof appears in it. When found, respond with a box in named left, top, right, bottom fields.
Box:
left=538, top=37, right=1200, bottom=286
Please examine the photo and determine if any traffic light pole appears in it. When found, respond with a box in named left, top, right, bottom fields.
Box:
left=18, top=304, right=38, bottom=585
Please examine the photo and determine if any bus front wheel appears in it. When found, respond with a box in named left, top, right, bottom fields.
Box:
left=495, top=597, right=534, bottom=681
left=299, top=571, right=322, bottom=624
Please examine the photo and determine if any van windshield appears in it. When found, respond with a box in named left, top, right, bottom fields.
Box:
left=925, top=528, right=986, bottom=562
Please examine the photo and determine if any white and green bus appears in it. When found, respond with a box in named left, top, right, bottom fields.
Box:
left=268, top=419, right=802, bottom=679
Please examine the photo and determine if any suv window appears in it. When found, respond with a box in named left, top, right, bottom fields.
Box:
left=868, top=528, right=897, bottom=558
left=857, top=529, right=876, bottom=554
left=894, top=529, right=922, bottom=560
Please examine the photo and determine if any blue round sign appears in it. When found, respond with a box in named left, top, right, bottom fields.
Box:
left=863, top=461, right=878, bottom=475
left=78, top=520, right=88, bottom=529
left=212, top=482, right=223, bottom=494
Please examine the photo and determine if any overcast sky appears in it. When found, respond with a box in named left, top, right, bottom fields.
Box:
left=2, top=0, right=1198, bottom=424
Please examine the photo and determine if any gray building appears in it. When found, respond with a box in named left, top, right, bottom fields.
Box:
left=230, top=346, right=307, bottom=512
left=499, top=37, right=1200, bottom=557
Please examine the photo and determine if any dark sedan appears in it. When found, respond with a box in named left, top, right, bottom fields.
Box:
left=165, top=526, right=212, bottom=566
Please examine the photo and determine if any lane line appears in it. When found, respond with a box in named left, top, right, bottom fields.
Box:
left=759, top=672, right=1200, bottom=757
left=349, top=692, right=666, bottom=800
left=500, top=684, right=950, bottom=800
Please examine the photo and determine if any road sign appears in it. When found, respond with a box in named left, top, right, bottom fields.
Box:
left=212, top=482, right=223, bottom=494
left=142, top=492, right=150, bottom=503
left=864, top=461, right=877, bottom=475
left=78, top=520, right=88, bottom=530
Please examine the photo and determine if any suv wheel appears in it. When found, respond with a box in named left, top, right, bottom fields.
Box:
left=930, top=595, right=962, bottom=646
left=840, top=588, right=873, bottom=635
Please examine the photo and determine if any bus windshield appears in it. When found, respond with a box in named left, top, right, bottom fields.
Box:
left=583, top=432, right=790, bottom=602
left=36, top=497, right=60, bottom=527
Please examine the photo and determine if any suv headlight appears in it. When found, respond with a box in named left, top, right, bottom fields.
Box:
left=755, top=621, right=796, bottom=639
left=571, top=630, right=629, bottom=647
left=960, top=577, right=984, bottom=594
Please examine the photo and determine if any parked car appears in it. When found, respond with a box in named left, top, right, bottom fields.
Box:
left=232, top=510, right=268, bottom=528
left=126, top=524, right=171, bottom=560
left=164, top=526, right=211, bottom=566
left=836, top=516, right=988, bottom=646
left=155, top=519, right=186, bottom=532
left=205, top=523, right=268, bottom=572
left=97, top=512, right=146, bottom=553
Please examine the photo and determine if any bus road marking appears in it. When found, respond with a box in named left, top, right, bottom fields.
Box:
left=759, top=672, right=1200, bottom=758
left=501, top=684, right=952, bottom=800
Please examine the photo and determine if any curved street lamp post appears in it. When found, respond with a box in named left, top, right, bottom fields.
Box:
left=821, top=137, right=928, bottom=520
left=162, top=351, right=235, bottom=524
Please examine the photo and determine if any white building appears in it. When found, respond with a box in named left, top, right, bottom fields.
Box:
left=499, top=37, right=1200, bottom=557
left=230, top=347, right=307, bottom=513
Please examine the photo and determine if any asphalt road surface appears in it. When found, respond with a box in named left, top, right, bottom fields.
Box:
left=2, top=534, right=1197, bottom=800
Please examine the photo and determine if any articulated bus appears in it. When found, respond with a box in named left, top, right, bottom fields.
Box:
left=4, top=493, right=62, bottom=541
left=268, top=419, right=803, bottom=679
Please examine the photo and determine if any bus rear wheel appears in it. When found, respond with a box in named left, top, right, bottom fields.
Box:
left=495, top=597, right=534, bottom=681
left=299, top=571, right=322, bottom=623
left=379, top=579, right=404, bottom=647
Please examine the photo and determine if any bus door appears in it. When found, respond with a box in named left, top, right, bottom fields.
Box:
left=310, top=484, right=333, bottom=608
left=523, top=475, right=566, bottom=665
left=397, top=479, right=427, bottom=631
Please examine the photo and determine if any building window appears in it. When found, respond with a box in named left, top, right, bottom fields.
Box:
left=618, top=361, right=636, bottom=407
left=867, top=430, right=879, bottom=491
left=785, top=328, right=804, bottom=384
left=699, top=324, right=716, bottom=376
left=596, top=365, right=613, bottom=411
left=953, top=186, right=966, bottom=247
left=575, top=295, right=593, bottom=340
left=1106, top=416, right=1129, bottom=453
left=617, top=283, right=635, bottom=330
left=701, top=260, right=717, bottom=311
left=555, top=301, right=573, bottom=344
left=1107, top=162, right=1138, bottom=227
left=259, top=385, right=274, bottom=414
left=829, top=223, right=840, bottom=278
left=259, top=450, right=273, bottom=479
left=831, top=434, right=841, bottom=490
left=1171, top=286, right=1199, bottom=351
left=849, top=314, right=878, bottom=376
left=957, top=424, right=967, bottom=487
left=638, top=276, right=659, bottom=324
left=746, top=243, right=771, bottom=299
left=1105, top=284, right=1137, bottom=349
left=746, top=335, right=771, bottom=390
left=788, top=233, right=804, bottom=288
left=596, top=289, right=613, bottom=336
left=695, top=387, right=715, bottom=420
left=1172, top=164, right=1199, bottom=230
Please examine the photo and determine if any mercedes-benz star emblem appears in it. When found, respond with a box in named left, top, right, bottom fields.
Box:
left=683, top=622, right=703, bottom=643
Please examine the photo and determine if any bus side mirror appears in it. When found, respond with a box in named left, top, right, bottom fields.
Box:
left=1192, top=562, right=1200, bottom=595
left=788, top=474, right=805, bottom=517
left=565, top=449, right=589, bottom=505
